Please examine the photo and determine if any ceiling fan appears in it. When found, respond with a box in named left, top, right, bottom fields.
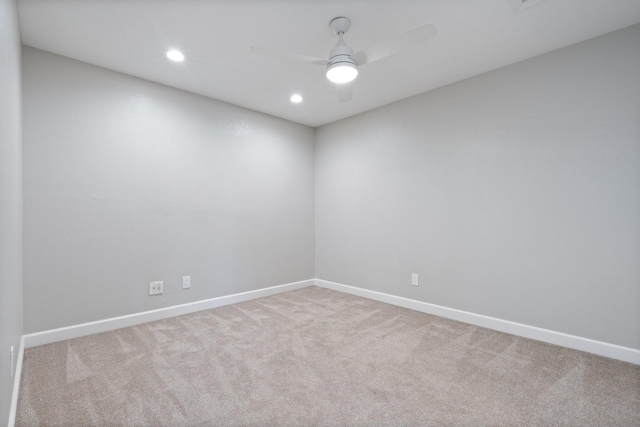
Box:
left=249, top=17, right=437, bottom=103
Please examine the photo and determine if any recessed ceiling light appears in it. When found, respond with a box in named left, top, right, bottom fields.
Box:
left=166, top=50, right=185, bottom=62
left=290, top=94, right=303, bottom=104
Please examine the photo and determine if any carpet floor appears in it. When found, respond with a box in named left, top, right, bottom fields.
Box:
left=16, top=286, right=640, bottom=426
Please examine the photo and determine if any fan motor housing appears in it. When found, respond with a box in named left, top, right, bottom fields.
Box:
left=328, top=40, right=357, bottom=67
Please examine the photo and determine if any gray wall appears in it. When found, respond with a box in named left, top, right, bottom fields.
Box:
left=18, top=23, right=640, bottom=353
left=0, top=0, right=23, bottom=424
left=22, top=47, right=315, bottom=333
left=316, top=24, right=640, bottom=350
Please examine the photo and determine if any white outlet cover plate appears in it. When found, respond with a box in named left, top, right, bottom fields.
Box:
left=182, top=276, right=191, bottom=289
left=411, top=274, right=419, bottom=286
left=149, top=281, right=163, bottom=295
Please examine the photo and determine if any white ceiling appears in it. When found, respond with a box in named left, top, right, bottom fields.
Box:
left=17, top=0, right=640, bottom=127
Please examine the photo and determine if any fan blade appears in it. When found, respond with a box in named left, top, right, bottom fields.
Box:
left=352, top=22, right=437, bottom=66
left=249, top=46, right=328, bottom=66
left=336, top=82, right=353, bottom=103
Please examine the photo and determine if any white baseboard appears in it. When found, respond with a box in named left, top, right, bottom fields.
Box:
left=23, top=279, right=314, bottom=349
left=314, top=279, right=640, bottom=365
left=20, top=277, right=640, bottom=365
left=8, top=336, right=24, bottom=427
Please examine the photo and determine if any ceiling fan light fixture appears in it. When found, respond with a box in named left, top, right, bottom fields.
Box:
left=326, top=62, right=358, bottom=84
left=249, top=16, right=438, bottom=102
left=326, top=30, right=358, bottom=84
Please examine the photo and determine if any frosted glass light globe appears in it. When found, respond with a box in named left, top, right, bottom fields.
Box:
left=326, top=63, right=358, bottom=84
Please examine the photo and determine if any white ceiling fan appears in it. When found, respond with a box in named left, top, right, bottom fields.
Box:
left=249, top=17, right=437, bottom=103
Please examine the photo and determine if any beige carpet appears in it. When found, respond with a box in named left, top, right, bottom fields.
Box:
left=17, top=286, right=640, bottom=426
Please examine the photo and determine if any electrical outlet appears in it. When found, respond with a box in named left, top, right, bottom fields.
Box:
left=149, top=281, right=163, bottom=295
left=182, top=276, right=191, bottom=289
left=10, top=346, right=14, bottom=377
left=411, top=274, right=419, bottom=287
